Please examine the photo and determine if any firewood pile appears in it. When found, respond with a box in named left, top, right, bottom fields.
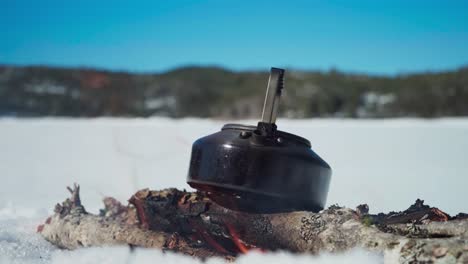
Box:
left=38, top=184, right=468, bottom=263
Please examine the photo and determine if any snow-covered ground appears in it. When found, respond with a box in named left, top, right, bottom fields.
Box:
left=1, top=117, right=467, bottom=263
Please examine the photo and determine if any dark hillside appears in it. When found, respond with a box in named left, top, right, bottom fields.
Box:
left=1, top=65, right=467, bottom=118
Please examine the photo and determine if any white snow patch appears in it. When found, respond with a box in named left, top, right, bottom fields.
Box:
left=0, top=216, right=55, bottom=264
left=48, top=246, right=380, bottom=264
left=237, top=249, right=381, bottom=264
left=1, top=117, right=467, bottom=263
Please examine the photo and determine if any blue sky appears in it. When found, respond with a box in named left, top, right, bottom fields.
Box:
left=1, top=0, right=468, bottom=74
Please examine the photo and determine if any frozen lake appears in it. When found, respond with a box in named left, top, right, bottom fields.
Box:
left=1, top=117, right=467, bottom=263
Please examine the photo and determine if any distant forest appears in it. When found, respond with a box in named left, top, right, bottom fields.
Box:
left=1, top=65, right=467, bottom=118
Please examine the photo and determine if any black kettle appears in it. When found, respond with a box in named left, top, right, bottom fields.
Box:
left=187, top=68, right=331, bottom=213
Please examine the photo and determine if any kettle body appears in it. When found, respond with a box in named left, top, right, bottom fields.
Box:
left=187, top=123, right=331, bottom=213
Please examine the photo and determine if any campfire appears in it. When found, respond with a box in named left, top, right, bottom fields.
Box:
left=37, top=184, right=468, bottom=263
left=128, top=188, right=263, bottom=258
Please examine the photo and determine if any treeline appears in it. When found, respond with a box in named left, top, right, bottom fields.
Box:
left=0, top=65, right=467, bottom=118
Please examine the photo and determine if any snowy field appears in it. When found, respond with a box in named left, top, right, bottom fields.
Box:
left=1, top=117, right=468, bottom=263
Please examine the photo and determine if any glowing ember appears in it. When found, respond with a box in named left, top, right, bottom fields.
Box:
left=188, top=218, right=263, bottom=255
left=190, top=221, right=230, bottom=254
left=430, top=208, right=449, bottom=222
left=226, top=223, right=250, bottom=254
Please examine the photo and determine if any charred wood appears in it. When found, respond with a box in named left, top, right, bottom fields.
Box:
left=39, top=185, right=468, bottom=263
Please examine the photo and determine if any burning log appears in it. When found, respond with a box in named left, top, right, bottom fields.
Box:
left=39, top=184, right=468, bottom=263
left=38, top=184, right=229, bottom=260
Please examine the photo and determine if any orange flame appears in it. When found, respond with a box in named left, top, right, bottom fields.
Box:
left=226, top=223, right=250, bottom=254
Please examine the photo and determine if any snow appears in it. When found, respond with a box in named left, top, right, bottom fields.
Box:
left=48, top=247, right=380, bottom=264
left=1, top=117, right=467, bottom=263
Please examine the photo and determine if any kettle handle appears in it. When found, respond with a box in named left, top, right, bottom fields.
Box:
left=261, top=67, right=285, bottom=124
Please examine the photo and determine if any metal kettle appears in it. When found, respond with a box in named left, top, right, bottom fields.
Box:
left=187, top=68, right=331, bottom=213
